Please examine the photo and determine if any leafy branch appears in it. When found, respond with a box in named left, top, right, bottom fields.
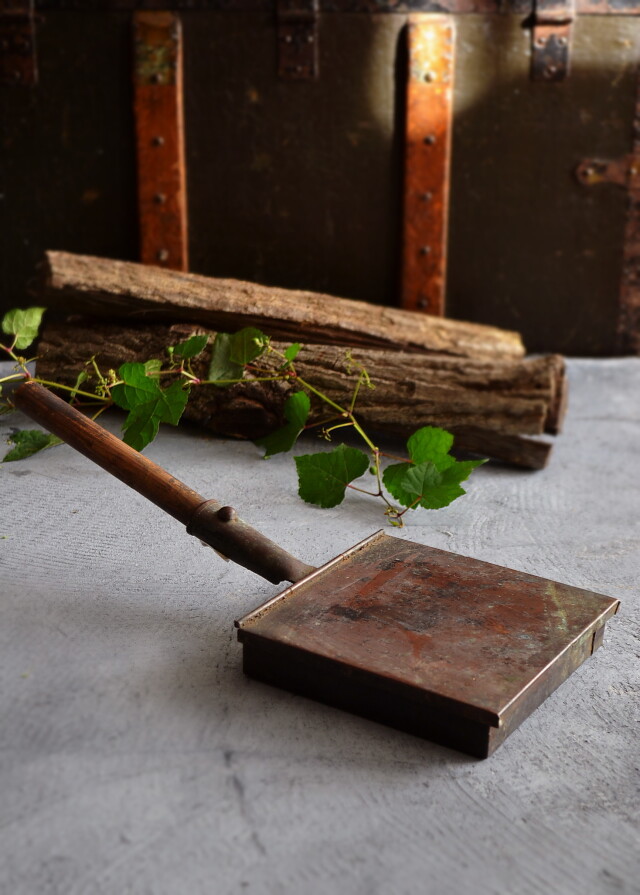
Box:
left=0, top=308, right=486, bottom=524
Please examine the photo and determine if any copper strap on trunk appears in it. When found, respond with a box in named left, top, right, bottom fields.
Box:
left=401, top=16, right=455, bottom=318
left=133, top=11, right=189, bottom=271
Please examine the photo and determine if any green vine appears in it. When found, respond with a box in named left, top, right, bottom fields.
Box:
left=0, top=308, right=486, bottom=524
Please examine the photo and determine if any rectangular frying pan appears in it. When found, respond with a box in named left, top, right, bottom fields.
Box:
left=12, top=380, right=619, bottom=758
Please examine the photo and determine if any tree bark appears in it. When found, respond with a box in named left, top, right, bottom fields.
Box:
left=42, top=251, right=525, bottom=361
left=36, top=319, right=558, bottom=469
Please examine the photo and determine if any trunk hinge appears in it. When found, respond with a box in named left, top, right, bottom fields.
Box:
left=531, top=0, right=575, bottom=82
left=0, top=0, right=37, bottom=86
left=277, top=0, right=319, bottom=81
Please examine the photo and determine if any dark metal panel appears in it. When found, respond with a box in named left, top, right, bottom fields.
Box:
left=447, top=14, right=639, bottom=354
left=617, top=106, right=640, bottom=352
left=0, top=0, right=38, bottom=85
left=183, top=12, right=404, bottom=306
left=0, top=11, right=138, bottom=316
left=31, top=0, right=501, bottom=13
left=27, top=0, right=640, bottom=13
left=575, top=78, right=640, bottom=354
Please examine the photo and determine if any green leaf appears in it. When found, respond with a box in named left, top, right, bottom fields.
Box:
left=406, top=459, right=485, bottom=509
left=207, top=333, right=244, bottom=385
left=383, top=425, right=487, bottom=511
left=382, top=461, right=416, bottom=507
left=256, top=391, right=310, bottom=458
left=284, top=343, right=301, bottom=362
left=120, top=380, right=189, bottom=452
left=230, top=327, right=269, bottom=365
left=3, top=429, right=62, bottom=462
left=295, top=443, right=369, bottom=508
left=173, top=334, right=209, bottom=359
left=402, top=461, right=463, bottom=509
left=111, top=363, right=189, bottom=451
left=144, top=359, right=162, bottom=375
left=381, top=426, right=458, bottom=505
left=2, top=307, right=46, bottom=350
left=384, top=457, right=486, bottom=510
left=207, top=328, right=269, bottom=384
left=111, top=362, right=158, bottom=411
left=406, top=426, right=454, bottom=464
left=68, top=370, right=88, bottom=403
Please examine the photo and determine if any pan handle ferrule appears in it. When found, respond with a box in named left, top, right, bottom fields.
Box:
left=187, top=499, right=316, bottom=585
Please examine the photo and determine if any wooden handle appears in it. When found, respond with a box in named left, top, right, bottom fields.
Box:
left=13, top=381, right=315, bottom=584
left=14, top=380, right=204, bottom=524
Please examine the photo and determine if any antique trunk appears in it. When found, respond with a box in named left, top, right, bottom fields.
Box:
left=2, top=1, right=640, bottom=354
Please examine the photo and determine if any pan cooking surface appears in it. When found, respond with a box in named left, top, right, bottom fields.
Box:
left=237, top=532, right=618, bottom=731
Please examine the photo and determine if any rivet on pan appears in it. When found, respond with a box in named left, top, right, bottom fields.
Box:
left=307, top=34, right=314, bottom=43
left=217, top=506, right=238, bottom=523
left=535, top=36, right=547, bottom=48
left=283, top=34, right=292, bottom=43
left=557, top=36, right=568, bottom=47
left=424, top=71, right=436, bottom=83
left=152, top=135, right=165, bottom=147
left=424, top=135, right=436, bottom=146
left=154, top=193, right=167, bottom=205
left=418, top=297, right=429, bottom=309
left=421, top=192, right=433, bottom=201
left=150, top=72, right=161, bottom=85
left=420, top=246, right=432, bottom=256
left=157, top=249, right=169, bottom=262
left=545, top=65, right=558, bottom=78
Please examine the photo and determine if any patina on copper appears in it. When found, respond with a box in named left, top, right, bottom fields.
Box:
left=237, top=531, right=619, bottom=758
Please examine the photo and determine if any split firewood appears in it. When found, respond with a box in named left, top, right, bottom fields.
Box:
left=36, top=320, right=560, bottom=469
left=42, top=251, right=525, bottom=361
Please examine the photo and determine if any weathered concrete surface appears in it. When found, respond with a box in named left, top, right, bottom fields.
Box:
left=0, top=358, right=638, bottom=895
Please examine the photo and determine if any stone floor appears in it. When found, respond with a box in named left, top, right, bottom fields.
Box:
left=1, top=359, right=639, bottom=894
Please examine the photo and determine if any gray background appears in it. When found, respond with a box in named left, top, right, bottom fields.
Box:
left=1, top=359, right=639, bottom=894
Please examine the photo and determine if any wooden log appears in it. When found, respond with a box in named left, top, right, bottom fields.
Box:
left=36, top=319, right=557, bottom=469
left=42, top=251, right=525, bottom=361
